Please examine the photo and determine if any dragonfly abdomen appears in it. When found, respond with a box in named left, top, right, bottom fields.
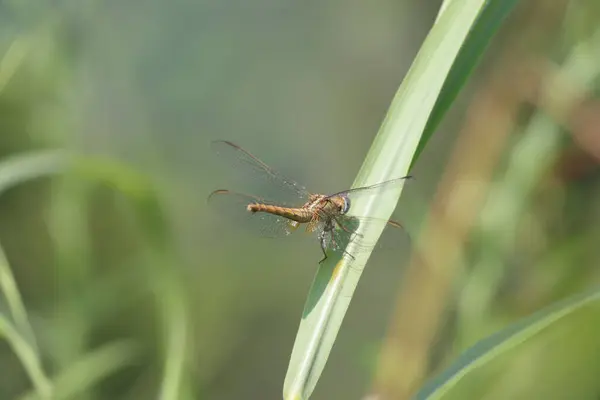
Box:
left=247, top=203, right=313, bottom=223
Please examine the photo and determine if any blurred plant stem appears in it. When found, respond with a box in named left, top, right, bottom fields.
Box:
left=0, top=37, right=29, bottom=94
left=368, top=1, right=572, bottom=398
left=458, top=19, right=600, bottom=347
left=0, top=30, right=62, bottom=398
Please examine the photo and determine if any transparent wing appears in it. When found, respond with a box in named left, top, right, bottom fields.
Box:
left=315, top=176, right=412, bottom=254
left=207, top=189, right=300, bottom=238
left=325, top=215, right=409, bottom=254
left=326, top=176, right=413, bottom=206
left=211, top=140, right=310, bottom=205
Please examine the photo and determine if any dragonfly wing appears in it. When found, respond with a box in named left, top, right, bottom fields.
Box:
left=211, top=140, right=310, bottom=205
left=326, top=176, right=413, bottom=204
left=332, top=215, right=410, bottom=253
left=323, top=176, right=413, bottom=251
left=207, top=189, right=297, bottom=238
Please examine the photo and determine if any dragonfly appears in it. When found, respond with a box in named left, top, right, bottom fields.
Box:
left=208, top=140, right=411, bottom=263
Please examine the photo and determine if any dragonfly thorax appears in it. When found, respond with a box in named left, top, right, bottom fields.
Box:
left=301, top=194, right=319, bottom=210
left=302, top=194, right=349, bottom=217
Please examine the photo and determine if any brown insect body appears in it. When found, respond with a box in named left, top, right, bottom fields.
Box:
left=209, top=140, right=411, bottom=263
left=247, top=194, right=346, bottom=227
left=246, top=203, right=313, bottom=223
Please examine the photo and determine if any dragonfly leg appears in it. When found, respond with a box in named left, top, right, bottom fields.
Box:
left=342, top=248, right=355, bottom=261
left=334, top=216, right=364, bottom=240
left=334, top=216, right=354, bottom=234
left=330, top=226, right=356, bottom=262
left=318, top=233, right=328, bottom=263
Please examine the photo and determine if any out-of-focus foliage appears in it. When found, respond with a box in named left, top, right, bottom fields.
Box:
left=0, top=0, right=598, bottom=399
left=284, top=2, right=500, bottom=399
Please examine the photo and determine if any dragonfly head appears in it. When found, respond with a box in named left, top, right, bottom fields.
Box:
left=340, top=195, right=351, bottom=215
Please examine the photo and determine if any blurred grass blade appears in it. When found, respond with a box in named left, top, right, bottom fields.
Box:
left=0, top=315, right=52, bottom=398
left=68, top=156, right=190, bottom=399
left=0, top=36, right=29, bottom=94
left=17, top=340, right=139, bottom=400
left=0, top=150, right=69, bottom=399
left=0, top=150, right=68, bottom=338
left=414, top=287, right=600, bottom=400
left=0, top=150, right=68, bottom=195
left=283, top=1, right=489, bottom=398
left=411, top=0, right=520, bottom=169
left=157, top=276, right=189, bottom=400
left=70, top=156, right=170, bottom=247
left=0, top=151, right=187, bottom=399
left=458, top=21, right=600, bottom=343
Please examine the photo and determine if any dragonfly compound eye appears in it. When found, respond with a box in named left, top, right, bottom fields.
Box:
left=341, top=196, right=351, bottom=214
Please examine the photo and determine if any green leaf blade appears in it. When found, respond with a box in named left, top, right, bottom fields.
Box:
left=414, top=287, right=600, bottom=400
left=283, top=1, right=491, bottom=398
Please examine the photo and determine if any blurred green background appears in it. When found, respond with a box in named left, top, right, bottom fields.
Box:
left=0, top=0, right=599, bottom=399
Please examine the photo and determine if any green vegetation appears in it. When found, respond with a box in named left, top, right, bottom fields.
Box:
left=0, top=1, right=599, bottom=399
